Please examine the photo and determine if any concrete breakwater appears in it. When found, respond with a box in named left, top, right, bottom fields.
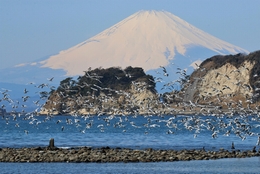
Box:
left=0, top=146, right=260, bottom=163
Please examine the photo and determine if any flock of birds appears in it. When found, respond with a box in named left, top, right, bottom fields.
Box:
left=1, top=64, right=260, bottom=147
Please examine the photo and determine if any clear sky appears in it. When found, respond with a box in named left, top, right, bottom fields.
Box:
left=0, top=0, right=259, bottom=70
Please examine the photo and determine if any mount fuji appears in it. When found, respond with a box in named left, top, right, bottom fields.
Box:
left=1, top=10, right=248, bottom=91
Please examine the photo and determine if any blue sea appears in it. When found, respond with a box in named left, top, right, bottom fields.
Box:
left=1, top=114, right=260, bottom=173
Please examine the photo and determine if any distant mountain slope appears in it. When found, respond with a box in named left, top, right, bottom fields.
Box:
left=41, top=10, right=248, bottom=76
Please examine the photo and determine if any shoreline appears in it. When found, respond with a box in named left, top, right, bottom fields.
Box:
left=3, top=108, right=259, bottom=117
left=1, top=146, right=259, bottom=163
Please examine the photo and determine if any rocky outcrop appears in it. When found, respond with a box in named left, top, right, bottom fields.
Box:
left=184, top=51, right=260, bottom=109
left=40, top=66, right=159, bottom=115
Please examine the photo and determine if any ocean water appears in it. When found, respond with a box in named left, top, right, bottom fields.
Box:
left=0, top=157, right=260, bottom=174
left=1, top=114, right=259, bottom=150
left=1, top=114, right=260, bottom=173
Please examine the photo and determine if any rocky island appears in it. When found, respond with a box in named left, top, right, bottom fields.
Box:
left=40, top=51, right=260, bottom=116
left=40, top=66, right=161, bottom=116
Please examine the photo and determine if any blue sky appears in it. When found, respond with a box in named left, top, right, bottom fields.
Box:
left=0, top=0, right=259, bottom=70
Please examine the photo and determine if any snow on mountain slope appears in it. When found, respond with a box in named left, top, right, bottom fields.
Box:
left=41, top=10, right=248, bottom=76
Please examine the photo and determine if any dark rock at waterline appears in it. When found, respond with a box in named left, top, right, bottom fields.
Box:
left=0, top=147, right=260, bottom=163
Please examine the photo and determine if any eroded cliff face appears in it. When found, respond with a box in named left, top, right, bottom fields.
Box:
left=198, top=61, right=254, bottom=99
left=78, top=82, right=159, bottom=115
left=186, top=51, right=260, bottom=108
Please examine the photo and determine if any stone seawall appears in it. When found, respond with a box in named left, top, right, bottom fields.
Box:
left=0, top=146, right=259, bottom=163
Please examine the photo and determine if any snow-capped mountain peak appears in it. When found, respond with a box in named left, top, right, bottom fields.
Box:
left=41, top=10, right=248, bottom=76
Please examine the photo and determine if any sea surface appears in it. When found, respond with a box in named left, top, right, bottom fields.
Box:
left=1, top=114, right=260, bottom=173
left=0, top=157, right=259, bottom=174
